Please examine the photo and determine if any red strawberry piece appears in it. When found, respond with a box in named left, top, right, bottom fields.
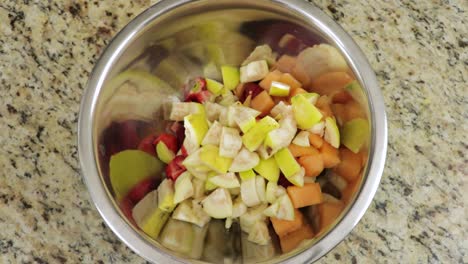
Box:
left=118, top=120, right=141, bottom=150
left=137, top=134, right=158, bottom=156
left=169, top=122, right=185, bottom=148
left=180, top=146, right=188, bottom=157
left=165, top=155, right=186, bottom=181
left=185, top=90, right=212, bottom=103
left=127, top=177, right=157, bottom=204
left=190, top=77, right=207, bottom=93
left=240, top=83, right=263, bottom=102
left=119, top=196, right=137, bottom=226
left=154, top=133, right=178, bottom=153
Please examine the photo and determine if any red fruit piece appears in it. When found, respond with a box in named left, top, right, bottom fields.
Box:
left=180, top=146, right=188, bottom=157
left=119, top=196, right=137, bottom=226
left=278, top=173, right=293, bottom=188
left=169, top=122, right=185, bottom=149
left=154, top=133, right=178, bottom=153
left=127, top=177, right=157, bottom=204
left=165, top=155, right=186, bottom=181
left=240, top=83, right=263, bottom=102
left=119, top=120, right=141, bottom=150
left=185, top=90, right=212, bottom=103
left=138, top=134, right=158, bottom=156
left=190, top=77, right=207, bottom=93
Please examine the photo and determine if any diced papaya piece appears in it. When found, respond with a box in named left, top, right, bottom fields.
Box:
left=341, top=176, right=361, bottom=204
left=298, top=154, right=324, bottom=177
left=234, top=83, right=246, bottom=98
left=289, top=87, right=307, bottom=98
left=279, top=73, right=301, bottom=90
left=276, top=55, right=297, bottom=73
left=251, top=90, right=275, bottom=116
left=320, top=142, right=340, bottom=168
left=279, top=224, right=314, bottom=253
left=334, top=148, right=362, bottom=182
left=259, top=70, right=283, bottom=90
left=308, top=133, right=323, bottom=149
left=272, top=96, right=288, bottom=105
left=287, top=183, right=323, bottom=208
left=360, top=149, right=368, bottom=167
left=309, top=72, right=354, bottom=96
left=291, top=64, right=310, bottom=87
left=315, top=96, right=333, bottom=118
left=332, top=90, right=353, bottom=104
left=288, top=144, right=319, bottom=157
left=271, top=209, right=304, bottom=237
left=318, top=200, right=344, bottom=233
left=344, top=100, right=366, bottom=120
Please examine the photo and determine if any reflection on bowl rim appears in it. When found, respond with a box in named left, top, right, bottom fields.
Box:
left=78, top=0, right=387, bottom=263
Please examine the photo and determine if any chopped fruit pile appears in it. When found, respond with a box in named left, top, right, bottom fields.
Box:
left=106, top=40, right=369, bottom=258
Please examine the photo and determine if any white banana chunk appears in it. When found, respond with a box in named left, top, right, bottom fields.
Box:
left=172, top=199, right=211, bottom=227
left=201, top=121, right=222, bottom=146
left=169, top=102, right=204, bottom=121
left=204, top=102, right=224, bottom=122
left=255, top=176, right=266, bottom=203
left=229, top=147, right=260, bottom=172
left=240, top=176, right=261, bottom=207
left=174, top=172, right=194, bottom=204
left=202, top=188, right=233, bottom=219
left=208, top=172, right=240, bottom=189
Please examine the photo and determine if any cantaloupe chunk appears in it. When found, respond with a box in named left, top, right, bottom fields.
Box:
left=235, top=83, right=246, bottom=98
left=279, top=73, right=301, bottom=90
left=291, top=64, right=310, bottom=87
left=259, top=70, right=282, bottom=90
left=287, top=183, right=323, bottom=208
left=288, top=87, right=307, bottom=103
left=276, top=55, right=297, bottom=73
left=320, top=142, right=340, bottom=168
left=279, top=224, right=314, bottom=253
left=270, top=209, right=304, bottom=237
left=332, top=90, right=352, bottom=104
left=344, top=100, right=366, bottom=120
left=334, top=148, right=362, bottom=182
left=341, top=176, right=361, bottom=204
left=315, top=96, right=333, bottom=118
left=288, top=144, right=319, bottom=157
left=251, top=90, right=275, bottom=116
left=360, top=149, right=368, bottom=167
left=318, top=200, right=344, bottom=233
left=298, top=154, right=324, bottom=177
left=309, top=72, right=353, bottom=96
left=330, top=103, right=347, bottom=125
left=308, top=133, right=324, bottom=149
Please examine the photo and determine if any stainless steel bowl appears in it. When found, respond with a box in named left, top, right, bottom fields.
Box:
left=78, top=0, right=387, bottom=263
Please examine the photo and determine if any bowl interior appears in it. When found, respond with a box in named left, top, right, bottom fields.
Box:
left=83, top=0, right=382, bottom=263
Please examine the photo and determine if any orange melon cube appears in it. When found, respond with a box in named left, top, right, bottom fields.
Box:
left=320, top=142, right=340, bottom=168
left=341, top=176, right=361, bottom=204
left=315, top=96, right=333, bottom=118
left=334, top=148, right=362, bottom=182
left=270, top=209, right=304, bottom=237
left=298, top=154, right=324, bottom=177
left=279, top=73, right=302, bottom=90
left=332, top=90, right=353, bottom=104
left=276, top=55, right=297, bottom=73
left=250, top=90, right=275, bottom=116
left=279, top=224, right=314, bottom=253
left=309, top=71, right=354, bottom=96
left=318, top=201, right=344, bottom=233
left=291, top=64, right=310, bottom=87
left=259, top=70, right=282, bottom=90
left=308, top=133, right=324, bottom=149
left=288, top=144, right=319, bottom=157
left=287, top=183, right=323, bottom=208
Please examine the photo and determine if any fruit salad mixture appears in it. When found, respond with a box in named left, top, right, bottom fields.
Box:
left=105, top=34, right=369, bottom=260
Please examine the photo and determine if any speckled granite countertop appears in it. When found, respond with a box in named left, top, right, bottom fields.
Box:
left=0, top=0, right=466, bottom=263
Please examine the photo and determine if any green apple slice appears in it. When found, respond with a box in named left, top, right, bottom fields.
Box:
left=110, top=150, right=163, bottom=201
left=242, top=44, right=276, bottom=66
left=308, top=121, right=325, bottom=136
left=174, top=172, right=194, bottom=204
left=345, top=80, right=367, bottom=108
left=232, top=106, right=260, bottom=133
left=202, top=188, right=233, bottom=219
left=341, top=118, right=369, bottom=153
left=221, top=65, right=240, bottom=91
left=203, top=61, right=222, bottom=81
left=209, top=172, right=240, bottom=189
left=156, top=141, right=175, bottom=164
left=219, top=127, right=243, bottom=158
left=324, top=117, right=340, bottom=148
left=242, top=116, right=279, bottom=152
left=192, top=178, right=205, bottom=199
left=159, top=218, right=194, bottom=255
left=269, top=81, right=290, bottom=97
left=255, top=176, right=266, bottom=203
left=274, top=148, right=301, bottom=178
left=172, top=199, right=211, bottom=227
left=240, top=60, right=269, bottom=83
left=201, top=121, right=222, bottom=146
left=240, top=204, right=268, bottom=233
left=240, top=177, right=261, bottom=207
left=265, top=181, right=286, bottom=204
left=205, top=171, right=218, bottom=191
left=287, top=167, right=305, bottom=187
left=292, top=131, right=310, bottom=147
left=206, top=78, right=224, bottom=95
left=184, top=113, right=209, bottom=147
left=169, top=102, right=205, bottom=121
left=204, top=102, right=224, bottom=122
left=263, top=201, right=279, bottom=218
left=270, top=101, right=293, bottom=119
left=303, top=92, right=320, bottom=105
left=229, top=147, right=260, bottom=172
left=264, top=115, right=297, bottom=154
left=200, top=145, right=233, bottom=174
left=182, top=148, right=211, bottom=180
left=132, top=190, right=169, bottom=239
left=239, top=169, right=256, bottom=181
left=247, top=221, right=271, bottom=246
left=264, top=194, right=294, bottom=221
left=253, top=157, right=280, bottom=183
left=291, top=94, right=323, bottom=129
left=158, top=179, right=175, bottom=212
